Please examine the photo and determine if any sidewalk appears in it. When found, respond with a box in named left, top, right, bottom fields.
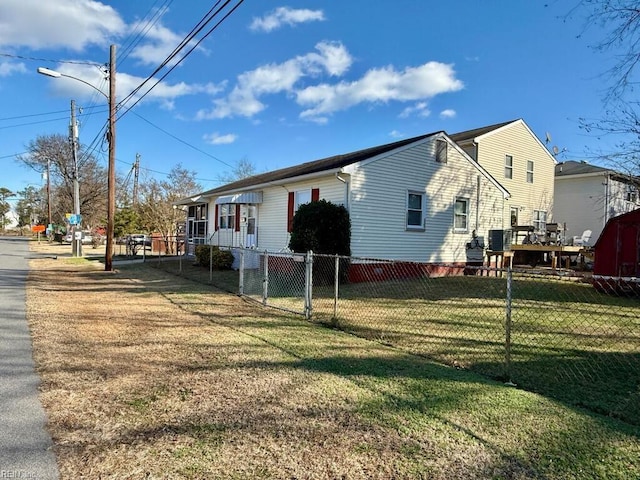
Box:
left=0, top=237, right=59, bottom=479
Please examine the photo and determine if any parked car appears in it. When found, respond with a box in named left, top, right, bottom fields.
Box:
left=127, top=234, right=151, bottom=247
left=63, top=231, right=95, bottom=244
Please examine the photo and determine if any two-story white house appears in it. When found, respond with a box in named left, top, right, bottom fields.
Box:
left=554, top=160, right=640, bottom=245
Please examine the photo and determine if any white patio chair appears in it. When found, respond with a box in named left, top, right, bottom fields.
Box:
left=572, top=230, right=592, bottom=247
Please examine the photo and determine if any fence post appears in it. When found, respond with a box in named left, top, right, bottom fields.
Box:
left=262, top=250, right=269, bottom=305
left=305, top=250, right=313, bottom=320
left=505, top=266, right=514, bottom=385
left=143, top=235, right=147, bottom=262
left=333, top=254, right=339, bottom=320
left=239, top=248, right=245, bottom=295
left=209, top=242, right=213, bottom=283
left=178, top=238, right=182, bottom=273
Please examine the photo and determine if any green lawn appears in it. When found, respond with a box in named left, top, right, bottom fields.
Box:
left=149, top=259, right=640, bottom=426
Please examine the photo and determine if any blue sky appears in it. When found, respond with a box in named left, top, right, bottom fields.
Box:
left=0, top=1, right=616, bottom=203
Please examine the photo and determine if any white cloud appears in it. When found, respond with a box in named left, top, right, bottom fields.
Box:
left=440, top=109, right=456, bottom=118
left=203, top=132, right=238, bottom=145
left=0, top=0, right=125, bottom=50
left=250, top=7, right=325, bottom=32
left=127, top=22, right=185, bottom=66
left=197, top=42, right=352, bottom=120
left=297, top=62, right=463, bottom=121
left=0, top=61, right=26, bottom=77
left=399, top=102, right=430, bottom=118
left=389, top=130, right=405, bottom=138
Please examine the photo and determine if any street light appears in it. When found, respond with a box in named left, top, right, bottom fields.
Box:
left=37, top=44, right=117, bottom=271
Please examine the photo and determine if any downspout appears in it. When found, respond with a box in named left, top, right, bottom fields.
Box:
left=336, top=172, right=349, bottom=209
left=476, top=175, right=481, bottom=231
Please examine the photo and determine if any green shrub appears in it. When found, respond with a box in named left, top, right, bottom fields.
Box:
left=289, top=199, right=351, bottom=256
left=194, top=245, right=234, bottom=270
left=289, top=200, right=351, bottom=284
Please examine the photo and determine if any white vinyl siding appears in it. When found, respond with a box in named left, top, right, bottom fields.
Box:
left=348, top=137, right=505, bottom=263
left=248, top=176, right=347, bottom=251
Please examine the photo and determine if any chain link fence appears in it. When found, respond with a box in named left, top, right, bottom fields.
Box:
left=148, top=245, right=640, bottom=426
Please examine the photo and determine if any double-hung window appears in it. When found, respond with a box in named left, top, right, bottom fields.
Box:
left=533, top=209, right=547, bottom=233
left=454, top=197, right=469, bottom=232
left=505, top=155, right=513, bottom=179
left=218, top=204, right=235, bottom=229
left=407, top=191, right=424, bottom=229
left=526, top=160, right=534, bottom=183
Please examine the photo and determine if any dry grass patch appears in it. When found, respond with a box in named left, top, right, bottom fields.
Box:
left=26, top=242, right=640, bottom=479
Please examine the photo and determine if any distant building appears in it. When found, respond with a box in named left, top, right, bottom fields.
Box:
left=554, top=160, right=640, bottom=245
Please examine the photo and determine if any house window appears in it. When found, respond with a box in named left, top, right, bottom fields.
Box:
left=454, top=197, right=469, bottom=232
left=526, top=160, right=534, bottom=183
left=187, top=203, right=207, bottom=241
left=533, top=210, right=547, bottom=233
left=510, top=207, right=519, bottom=227
left=407, top=191, right=424, bottom=229
left=218, top=204, right=235, bottom=229
left=435, top=139, right=448, bottom=163
left=626, top=185, right=638, bottom=203
left=505, top=155, right=513, bottom=179
left=295, top=189, right=311, bottom=211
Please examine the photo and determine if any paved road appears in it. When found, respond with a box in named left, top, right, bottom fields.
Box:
left=0, top=237, right=59, bottom=479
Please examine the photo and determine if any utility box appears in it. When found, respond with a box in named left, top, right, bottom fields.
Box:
left=488, top=229, right=512, bottom=251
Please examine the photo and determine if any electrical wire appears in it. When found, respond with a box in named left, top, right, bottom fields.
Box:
left=118, top=0, right=174, bottom=66
left=0, top=52, right=101, bottom=66
left=117, top=0, right=243, bottom=116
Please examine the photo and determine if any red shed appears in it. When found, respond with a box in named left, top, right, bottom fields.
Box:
left=592, top=209, right=640, bottom=291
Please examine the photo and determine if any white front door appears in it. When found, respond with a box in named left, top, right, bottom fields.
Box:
left=240, top=204, right=258, bottom=247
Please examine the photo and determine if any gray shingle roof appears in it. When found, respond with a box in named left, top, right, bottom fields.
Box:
left=195, top=131, right=440, bottom=197
left=554, top=160, right=610, bottom=177
left=449, top=119, right=518, bottom=144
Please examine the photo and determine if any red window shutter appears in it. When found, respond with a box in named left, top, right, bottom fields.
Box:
left=235, top=204, right=241, bottom=231
left=311, top=188, right=320, bottom=202
left=287, top=192, right=295, bottom=232
left=214, top=204, right=219, bottom=231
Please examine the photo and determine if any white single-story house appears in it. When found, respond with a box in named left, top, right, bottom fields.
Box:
left=177, top=130, right=511, bottom=267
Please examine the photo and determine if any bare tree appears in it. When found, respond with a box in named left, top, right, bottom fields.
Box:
left=0, top=187, right=13, bottom=231
left=569, top=1, right=640, bottom=181
left=570, top=0, right=640, bottom=100
left=217, top=157, right=258, bottom=183
left=17, top=134, right=108, bottom=228
left=137, top=164, right=201, bottom=253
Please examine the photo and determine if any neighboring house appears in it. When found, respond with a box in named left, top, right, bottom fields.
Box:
left=450, top=119, right=557, bottom=236
left=177, top=130, right=510, bottom=265
left=554, top=160, right=640, bottom=246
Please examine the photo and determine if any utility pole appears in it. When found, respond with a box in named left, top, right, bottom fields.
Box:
left=70, top=99, right=82, bottom=256
left=105, top=44, right=116, bottom=272
left=46, top=157, right=52, bottom=228
left=133, top=153, right=140, bottom=208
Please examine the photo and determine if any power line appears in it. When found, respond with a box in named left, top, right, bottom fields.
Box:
left=118, top=0, right=245, bottom=118
left=0, top=52, right=101, bottom=67
left=119, top=0, right=174, bottom=65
